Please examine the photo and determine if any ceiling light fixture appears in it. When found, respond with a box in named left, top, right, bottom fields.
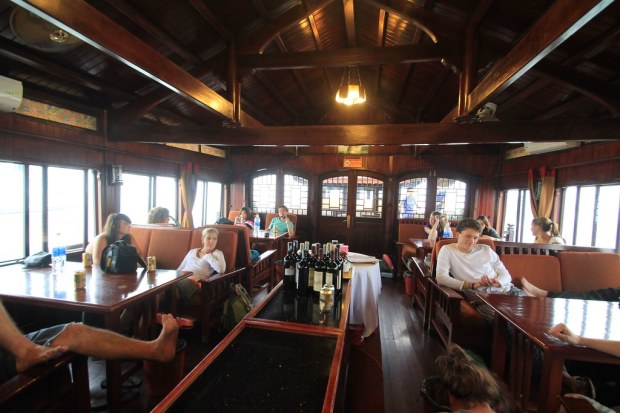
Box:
left=335, top=67, right=366, bottom=105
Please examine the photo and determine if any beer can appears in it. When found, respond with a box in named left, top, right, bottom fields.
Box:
left=147, top=256, right=157, bottom=272
left=319, top=284, right=334, bottom=313
left=82, top=251, right=93, bottom=267
left=74, top=270, right=86, bottom=290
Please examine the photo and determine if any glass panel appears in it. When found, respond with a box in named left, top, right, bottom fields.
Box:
left=520, top=190, right=534, bottom=243
left=594, top=185, right=619, bottom=248
left=575, top=186, right=596, bottom=246
left=502, top=189, right=519, bottom=241
left=120, top=173, right=150, bottom=224
left=87, top=169, right=97, bottom=242
left=356, top=176, right=383, bottom=218
left=193, top=181, right=206, bottom=226
left=398, top=178, right=426, bottom=219
left=0, top=162, right=25, bottom=261
left=436, top=178, right=467, bottom=220
left=48, top=167, right=84, bottom=250
left=283, top=174, right=308, bottom=215
left=321, top=176, right=348, bottom=217
left=29, top=165, right=43, bottom=254
left=561, top=186, right=577, bottom=245
left=155, top=176, right=178, bottom=219
left=206, top=181, right=222, bottom=225
left=252, top=174, right=276, bottom=213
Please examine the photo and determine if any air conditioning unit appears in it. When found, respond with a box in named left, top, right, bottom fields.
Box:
left=0, top=75, right=23, bottom=112
left=523, top=141, right=579, bottom=155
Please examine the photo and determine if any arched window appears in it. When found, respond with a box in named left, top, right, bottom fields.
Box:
left=321, top=176, right=347, bottom=217
left=252, top=174, right=276, bottom=213
left=283, top=174, right=308, bottom=215
left=398, top=178, right=427, bottom=219
left=436, top=177, right=467, bottom=220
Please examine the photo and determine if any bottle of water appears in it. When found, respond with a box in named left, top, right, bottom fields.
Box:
left=51, top=232, right=66, bottom=275
left=443, top=223, right=452, bottom=238
left=253, top=214, right=261, bottom=236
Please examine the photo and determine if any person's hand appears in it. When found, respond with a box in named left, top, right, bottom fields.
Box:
left=549, top=323, right=580, bottom=345
left=479, top=274, right=501, bottom=287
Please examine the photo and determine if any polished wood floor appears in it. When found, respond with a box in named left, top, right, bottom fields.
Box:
left=87, top=276, right=444, bottom=412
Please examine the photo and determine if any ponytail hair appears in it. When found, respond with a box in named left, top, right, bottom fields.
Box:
left=532, top=217, right=560, bottom=236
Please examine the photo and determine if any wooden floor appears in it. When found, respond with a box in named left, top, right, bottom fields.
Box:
left=87, top=276, right=444, bottom=412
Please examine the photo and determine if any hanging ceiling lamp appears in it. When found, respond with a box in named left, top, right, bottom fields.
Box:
left=335, top=67, right=366, bottom=105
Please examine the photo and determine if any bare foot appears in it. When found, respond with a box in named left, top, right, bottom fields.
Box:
left=521, top=277, right=548, bottom=298
left=152, top=314, right=179, bottom=362
left=15, top=344, right=69, bottom=373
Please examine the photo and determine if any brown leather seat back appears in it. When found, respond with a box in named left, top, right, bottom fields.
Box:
left=501, top=254, right=562, bottom=292
left=147, top=228, right=192, bottom=269
left=558, top=252, right=620, bottom=292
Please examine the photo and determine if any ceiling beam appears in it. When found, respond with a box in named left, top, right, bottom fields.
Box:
left=0, top=37, right=136, bottom=101
left=105, top=0, right=201, bottom=64
left=441, top=0, right=614, bottom=122
left=343, top=0, right=356, bottom=46
left=11, top=0, right=262, bottom=127
left=238, top=0, right=337, bottom=53
left=239, top=43, right=458, bottom=69
left=110, top=118, right=620, bottom=146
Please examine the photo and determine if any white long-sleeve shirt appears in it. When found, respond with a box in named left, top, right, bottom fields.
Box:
left=436, top=243, right=512, bottom=292
left=177, top=248, right=226, bottom=282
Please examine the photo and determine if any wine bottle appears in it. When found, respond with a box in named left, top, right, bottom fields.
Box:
left=283, top=241, right=297, bottom=292
left=327, top=245, right=340, bottom=295
left=313, top=246, right=325, bottom=299
left=296, top=248, right=309, bottom=298
left=334, top=244, right=343, bottom=297
left=307, top=243, right=317, bottom=297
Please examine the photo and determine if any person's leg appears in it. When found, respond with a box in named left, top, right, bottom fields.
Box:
left=521, top=278, right=548, bottom=297
left=51, top=314, right=179, bottom=363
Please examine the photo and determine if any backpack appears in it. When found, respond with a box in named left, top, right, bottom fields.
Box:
left=100, top=240, right=146, bottom=274
left=221, top=283, right=253, bottom=331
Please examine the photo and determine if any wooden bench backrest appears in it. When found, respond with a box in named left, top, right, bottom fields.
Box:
left=558, top=251, right=620, bottom=292
left=500, top=254, right=562, bottom=292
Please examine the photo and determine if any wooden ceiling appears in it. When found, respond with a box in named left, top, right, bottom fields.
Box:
left=0, top=0, right=619, bottom=148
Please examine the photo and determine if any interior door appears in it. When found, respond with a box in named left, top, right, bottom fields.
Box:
left=317, top=172, right=385, bottom=257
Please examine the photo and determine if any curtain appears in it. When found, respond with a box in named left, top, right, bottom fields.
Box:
left=527, top=167, right=556, bottom=218
left=537, top=166, right=555, bottom=218
left=180, top=162, right=198, bottom=228
left=528, top=168, right=538, bottom=217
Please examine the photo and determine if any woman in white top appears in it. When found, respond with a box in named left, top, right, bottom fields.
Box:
left=176, top=227, right=226, bottom=303
left=531, top=217, right=565, bottom=244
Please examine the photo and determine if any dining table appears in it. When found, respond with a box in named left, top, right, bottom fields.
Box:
left=478, top=293, right=620, bottom=413
left=249, top=229, right=287, bottom=260
left=0, top=260, right=192, bottom=413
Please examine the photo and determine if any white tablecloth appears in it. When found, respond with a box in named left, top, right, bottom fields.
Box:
left=348, top=262, right=382, bottom=337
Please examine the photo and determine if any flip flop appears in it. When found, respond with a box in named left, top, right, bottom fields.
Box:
left=100, top=376, right=141, bottom=390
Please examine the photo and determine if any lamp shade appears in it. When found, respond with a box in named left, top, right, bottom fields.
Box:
left=335, top=67, right=366, bottom=105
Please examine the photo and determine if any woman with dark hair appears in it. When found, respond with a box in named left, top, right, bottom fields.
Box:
left=531, top=217, right=565, bottom=244
left=86, top=213, right=142, bottom=265
left=234, top=206, right=254, bottom=229
left=477, top=215, right=501, bottom=239
left=435, top=344, right=516, bottom=412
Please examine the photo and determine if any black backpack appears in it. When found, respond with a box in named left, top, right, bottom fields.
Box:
left=100, top=240, right=146, bottom=274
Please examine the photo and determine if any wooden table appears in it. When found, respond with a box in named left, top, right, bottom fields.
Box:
left=152, top=281, right=351, bottom=412
left=0, top=261, right=192, bottom=413
left=478, top=294, right=620, bottom=413
left=409, top=238, right=433, bottom=261
left=250, top=229, right=287, bottom=260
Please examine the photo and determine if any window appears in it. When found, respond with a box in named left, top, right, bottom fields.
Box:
left=436, top=178, right=467, bottom=220
left=0, top=161, right=97, bottom=264
left=283, top=174, right=308, bottom=215
left=398, top=178, right=426, bottom=219
left=193, top=180, right=222, bottom=226
left=502, top=189, right=534, bottom=242
left=561, top=184, right=619, bottom=248
left=252, top=174, right=276, bottom=213
left=356, top=176, right=383, bottom=218
left=120, top=173, right=178, bottom=225
left=321, top=176, right=348, bottom=217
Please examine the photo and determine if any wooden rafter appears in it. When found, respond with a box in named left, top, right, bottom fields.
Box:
left=12, top=0, right=262, bottom=127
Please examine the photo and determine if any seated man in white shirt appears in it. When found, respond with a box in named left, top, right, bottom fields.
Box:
left=436, top=218, right=526, bottom=322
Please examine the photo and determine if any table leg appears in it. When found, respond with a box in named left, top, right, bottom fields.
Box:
left=538, top=354, right=564, bottom=413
